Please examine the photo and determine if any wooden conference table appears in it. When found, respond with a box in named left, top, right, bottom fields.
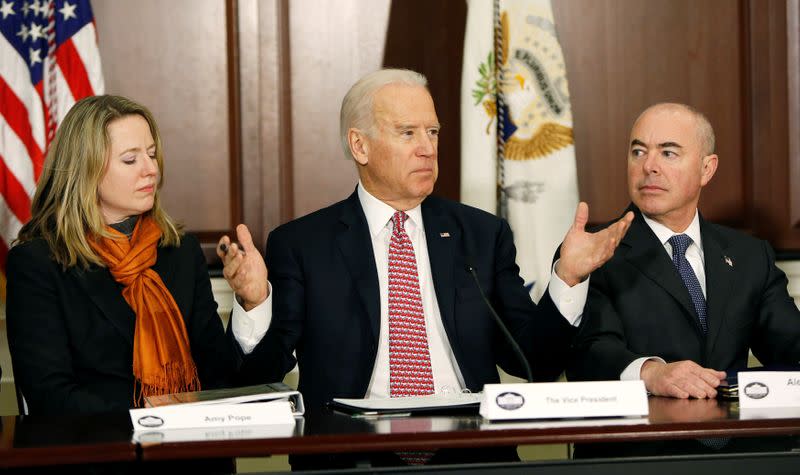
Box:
left=2, top=397, right=800, bottom=470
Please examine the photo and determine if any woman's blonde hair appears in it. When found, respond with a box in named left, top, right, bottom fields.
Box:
left=16, top=94, right=183, bottom=269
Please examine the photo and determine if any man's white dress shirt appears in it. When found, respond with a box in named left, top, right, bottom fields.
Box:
left=620, top=210, right=706, bottom=380
left=230, top=183, right=589, bottom=397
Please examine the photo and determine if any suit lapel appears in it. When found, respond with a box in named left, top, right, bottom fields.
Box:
left=70, top=238, right=180, bottom=348
left=622, top=207, right=703, bottom=335
left=421, top=198, right=458, bottom=346
left=336, top=191, right=381, bottom=342
left=71, top=266, right=136, bottom=347
left=701, top=218, right=734, bottom=357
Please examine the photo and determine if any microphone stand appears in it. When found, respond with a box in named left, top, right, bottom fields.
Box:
left=465, top=262, right=533, bottom=383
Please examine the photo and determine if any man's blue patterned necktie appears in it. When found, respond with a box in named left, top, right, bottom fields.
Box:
left=669, top=234, right=728, bottom=450
left=668, top=234, right=707, bottom=333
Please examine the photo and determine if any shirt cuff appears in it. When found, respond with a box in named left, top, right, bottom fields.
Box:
left=231, top=281, right=273, bottom=355
left=620, top=356, right=666, bottom=381
left=547, top=259, right=589, bottom=327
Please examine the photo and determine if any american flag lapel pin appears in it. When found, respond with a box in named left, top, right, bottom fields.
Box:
left=724, top=256, right=733, bottom=267
left=440, top=232, right=450, bottom=238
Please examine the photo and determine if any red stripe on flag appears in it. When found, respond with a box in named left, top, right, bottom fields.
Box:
left=34, top=82, right=49, bottom=180
left=0, top=76, right=45, bottom=180
left=56, top=38, right=95, bottom=101
left=0, top=153, right=32, bottom=224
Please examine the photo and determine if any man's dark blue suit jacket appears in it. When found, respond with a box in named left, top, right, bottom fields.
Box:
left=568, top=205, right=800, bottom=381
left=242, top=190, right=576, bottom=409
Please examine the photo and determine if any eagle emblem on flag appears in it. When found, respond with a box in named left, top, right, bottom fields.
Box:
left=472, top=10, right=574, bottom=161
left=498, top=11, right=573, bottom=161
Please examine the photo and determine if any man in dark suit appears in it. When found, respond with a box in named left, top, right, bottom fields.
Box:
left=567, top=103, right=800, bottom=399
left=218, top=68, right=631, bottom=466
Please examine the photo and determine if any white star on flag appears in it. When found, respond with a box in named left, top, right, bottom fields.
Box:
left=28, top=47, right=42, bottom=65
left=21, top=1, right=30, bottom=16
left=29, top=0, right=41, bottom=16
left=16, top=23, right=29, bottom=42
left=28, top=22, right=43, bottom=40
left=59, top=1, right=76, bottom=20
left=0, top=0, right=14, bottom=20
left=37, top=0, right=50, bottom=17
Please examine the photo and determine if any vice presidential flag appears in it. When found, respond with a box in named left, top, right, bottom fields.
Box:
left=461, top=0, right=578, bottom=302
left=0, top=0, right=104, bottom=290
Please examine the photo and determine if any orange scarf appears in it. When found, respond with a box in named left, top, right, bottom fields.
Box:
left=90, top=216, right=200, bottom=406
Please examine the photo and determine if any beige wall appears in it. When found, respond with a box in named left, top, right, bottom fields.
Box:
left=94, top=0, right=233, bottom=233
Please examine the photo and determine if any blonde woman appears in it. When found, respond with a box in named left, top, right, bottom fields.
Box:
left=7, top=95, right=258, bottom=415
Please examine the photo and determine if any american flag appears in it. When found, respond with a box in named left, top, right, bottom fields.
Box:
left=0, top=0, right=103, bottom=288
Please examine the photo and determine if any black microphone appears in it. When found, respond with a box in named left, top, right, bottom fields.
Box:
left=465, top=257, right=533, bottom=383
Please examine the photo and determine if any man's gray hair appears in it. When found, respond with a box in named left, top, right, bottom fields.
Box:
left=687, top=105, right=716, bottom=156
left=339, top=68, right=429, bottom=160
left=638, top=103, right=716, bottom=156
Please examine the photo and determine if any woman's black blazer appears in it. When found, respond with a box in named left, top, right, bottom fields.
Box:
left=6, top=234, right=242, bottom=415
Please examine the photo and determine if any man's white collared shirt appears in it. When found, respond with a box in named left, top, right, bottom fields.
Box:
left=621, top=210, right=706, bottom=381
left=232, top=183, right=589, bottom=397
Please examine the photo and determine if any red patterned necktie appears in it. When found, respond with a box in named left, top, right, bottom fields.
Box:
left=388, top=211, right=435, bottom=465
left=388, top=211, right=435, bottom=397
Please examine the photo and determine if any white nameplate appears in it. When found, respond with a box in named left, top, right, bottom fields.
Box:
left=130, top=400, right=295, bottom=431
left=480, top=381, right=648, bottom=421
left=133, top=423, right=297, bottom=444
left=739, top=406, right=800, bottom=420
left=738, top=371, right=800, bottom=409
